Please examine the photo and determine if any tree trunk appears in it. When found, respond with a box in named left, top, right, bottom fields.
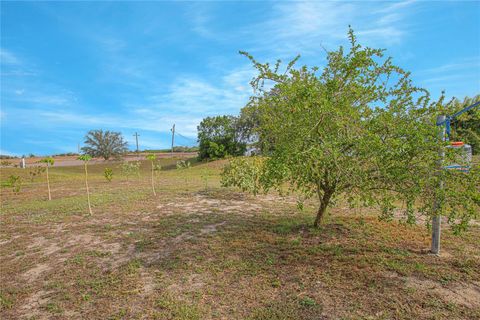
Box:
left=46, top=165, right=51, bottom=201
left=314, top=189, right=333, bottom=227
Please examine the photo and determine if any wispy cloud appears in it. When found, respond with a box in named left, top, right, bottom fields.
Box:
left=187, top=3, right=216, bottom=39
left=231, top=1, right=418, bottom=58
left=0, top=48, right=21, bottom=65
left=0, top=48, right=38, bottom=77
left=417, top=58, right=480, bottom=76
left=416, top=57, right=480, bottom=98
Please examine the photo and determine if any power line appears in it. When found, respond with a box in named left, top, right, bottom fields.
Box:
left=175, top=132, right=197, bottom=142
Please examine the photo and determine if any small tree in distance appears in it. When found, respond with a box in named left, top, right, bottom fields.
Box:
left=78, top=154, right=93, bottom=215
left=222, top=28, right=479, bottom=232
left=40, top=157, right=54, bottom=200
left=81, top=130, right=128, bottom=160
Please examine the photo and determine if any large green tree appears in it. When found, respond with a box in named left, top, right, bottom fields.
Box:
left=197, top=115, right=246, bottom=160
left=81, top=130, right=128, bottom=160
left=222, top=29, right=479, bottom=231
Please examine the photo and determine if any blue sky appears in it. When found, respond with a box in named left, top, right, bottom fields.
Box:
left=1, top=1, right=479, bottom=156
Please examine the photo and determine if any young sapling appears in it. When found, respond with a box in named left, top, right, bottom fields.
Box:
left=104, top=167, right=113, bottom=182
left=78, top=154, right=93, bottom=215
left=176, top=160, right=191, bottom=190
left=29, top=166, right=46, bottom=182
left=3, top=175, right=21, bottom=194
left=40, top=157, right=54, bottom=200
left=146, top=154, right=157, bottom=196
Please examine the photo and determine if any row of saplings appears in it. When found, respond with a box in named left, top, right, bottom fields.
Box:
left=4, top=154, right=192, bottom=215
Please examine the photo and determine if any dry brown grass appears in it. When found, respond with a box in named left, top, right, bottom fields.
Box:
left=1, top=159, right=479, bottom=319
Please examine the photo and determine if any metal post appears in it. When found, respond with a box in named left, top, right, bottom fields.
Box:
left=431, top=115, right=445, bottom=255
left=171, top=124, right=175, bottom=156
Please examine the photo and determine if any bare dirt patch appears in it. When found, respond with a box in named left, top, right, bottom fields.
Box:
left=22, top=263, right=51, bottom=282
left=18, top=289, right=53, bottom=319
left=405, top=276, right=480, bottom=309
left=200, top=221, right=227, bottom=234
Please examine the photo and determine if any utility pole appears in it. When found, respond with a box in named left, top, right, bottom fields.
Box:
left=77, top=143, right=80, bottom=154
left=171, top=124, right=175, bottom=156
left=431, top=115, right=445, bottom=255
left=133, top=132, right=140, bottom=153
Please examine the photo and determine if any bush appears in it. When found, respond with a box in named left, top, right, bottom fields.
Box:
left=104, top=168, right=113, bottom=182
left=176, top=160, right=191, bottom=169
left=121, top=161, right=141, bottom=179
left=197, top=115, right=246, bottom=160
left=2, top=175, right=22, bottom=194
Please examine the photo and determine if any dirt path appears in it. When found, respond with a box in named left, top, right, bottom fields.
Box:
left=3, top=152, right=197, bottom=168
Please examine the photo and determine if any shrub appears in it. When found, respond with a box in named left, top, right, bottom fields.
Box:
left=104, top=168, right=113, bottom=182
left=176, top=160, right=191, bottom=169
left=3, top=175, right=22, bottom=194
left=121, top=161, right=141, bottom=180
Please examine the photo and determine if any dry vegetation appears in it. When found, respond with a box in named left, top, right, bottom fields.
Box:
left=1, top=157, right=479, bottom=319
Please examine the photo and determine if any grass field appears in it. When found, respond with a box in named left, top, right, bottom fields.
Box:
left=1, top=157, right=479, bottom=319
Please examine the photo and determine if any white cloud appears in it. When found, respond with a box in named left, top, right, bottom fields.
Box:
left=188, top=1, right=418, bottom=59
left=0, top=48, right=21, bottom=65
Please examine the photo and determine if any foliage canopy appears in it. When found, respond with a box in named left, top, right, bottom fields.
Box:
left=81, top=130, right=128, bottom=160
left=40, top=157, right=55, bottom=166
left=197, top=115, right=246, bottom=160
